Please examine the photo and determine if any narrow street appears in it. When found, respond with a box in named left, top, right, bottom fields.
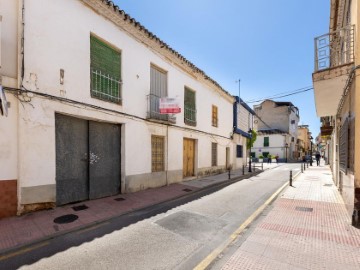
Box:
left=1, top=164, right=300, bottom=270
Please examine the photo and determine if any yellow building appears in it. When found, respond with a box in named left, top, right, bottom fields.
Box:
left=312, top=0, right=360, bottom=226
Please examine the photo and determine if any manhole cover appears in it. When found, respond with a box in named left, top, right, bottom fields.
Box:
left=324, top=184, right=333, bottom=187
left=295, top=207, right=313, bottom=212
left=72, top=204, right=88, bottom=211
left=114, top=197, right=125, bottom=201
left=53, top=214, right=79, bottom=224
left=183, top=188, right=192, bottom=192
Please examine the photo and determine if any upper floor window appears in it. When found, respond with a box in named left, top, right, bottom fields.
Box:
left=184, top=87, right=196, bottom=126
left=264, top=137, right=269, bottom=147
left=291, top=120, right=295, bottom=124
left=90, top=35, right=122, bottom=104
left=212, top=105, right=218, bottom=127
left=148, top=65, right=169, bottom=121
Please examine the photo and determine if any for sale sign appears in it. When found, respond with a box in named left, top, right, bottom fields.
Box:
left=159, top=97, right=181, bottom=114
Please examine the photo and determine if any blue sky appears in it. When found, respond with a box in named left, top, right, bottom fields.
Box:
left=114, top=0, right=330, bottom=137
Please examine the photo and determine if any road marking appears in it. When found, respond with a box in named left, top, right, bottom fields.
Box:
left=76, top=222, right=110, bottom=234
left=193, top=181, right=290, bottom=270
left=0, top=242, right=49, bottom=261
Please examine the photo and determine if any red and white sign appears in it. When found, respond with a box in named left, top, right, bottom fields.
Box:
left=159, top=97, right=181, bottom=114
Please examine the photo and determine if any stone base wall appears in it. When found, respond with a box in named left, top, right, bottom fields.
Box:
left=0, top=180, right=17, bottom=218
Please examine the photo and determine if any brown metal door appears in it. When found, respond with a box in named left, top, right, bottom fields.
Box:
left=183, top=138, right=195, bottom=177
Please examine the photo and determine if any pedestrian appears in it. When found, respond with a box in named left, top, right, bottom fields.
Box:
left=267, top=155, right=272, bottom=164
left=275, top=154, right=279, bottom=164
left=315, top=152, right=321, bottom=166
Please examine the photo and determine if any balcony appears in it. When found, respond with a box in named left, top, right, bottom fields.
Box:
left=91, top=69, right=122, bottom=104
left=147, top=94, right=176, bottom=123
left=312, top=25, right=354, bottom=117
left=184, top=106, right=196, bottom=126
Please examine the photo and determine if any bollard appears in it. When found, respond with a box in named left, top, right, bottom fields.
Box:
left=290, top=170, right=293, bottom=186
left=301, top=163, right=303, bottom=173
left=242, top=165, right=245, bottom=175
left=228, top=167, right=231, bottom=179
left=303, top=162, right=305, bottom=171
left=262, top=162, right=263, bottom=170
left=253, top=162, right=255, bottom=171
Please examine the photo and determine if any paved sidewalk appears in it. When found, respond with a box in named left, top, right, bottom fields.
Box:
left=0, top=163, right=278, bottom=256
left=218, top=162, right=360, bottom=270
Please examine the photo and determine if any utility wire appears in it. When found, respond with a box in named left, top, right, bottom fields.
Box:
left=246, top=86, right=313, bottom=104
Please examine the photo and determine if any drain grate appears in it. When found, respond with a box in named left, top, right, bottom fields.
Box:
left=183, top=188, right=192, bottom=192
left=53, top=214, right=79, bottom=224
left=324, top=184, right=333, bottom=187
left=114, top=197, right=125, bottom=201
left=295, top=206, right=313, bottom=212
left=72, top=204, right=88, bottom=211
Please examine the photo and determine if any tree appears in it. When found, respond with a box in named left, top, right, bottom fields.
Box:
left=247, top=129, right=257, bottom=149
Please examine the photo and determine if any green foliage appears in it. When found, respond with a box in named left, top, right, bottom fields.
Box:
left=259, top=155, right=264, bottom=159
left=247, top=130, right=257, bottom=149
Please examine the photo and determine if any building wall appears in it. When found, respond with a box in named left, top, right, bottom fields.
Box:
left=254, top=100, right=290, bottom=132
left=3, top=0, right=235, bottom=213
left=0, top=0, right=19, bottom=218
left=252, top=134, right=287, bottom=159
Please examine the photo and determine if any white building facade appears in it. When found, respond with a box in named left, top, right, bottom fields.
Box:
left=0, top=0, right=236, bottom=217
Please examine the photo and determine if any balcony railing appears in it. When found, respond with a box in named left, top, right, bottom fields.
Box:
left=314, top=25, right=354, bottom=72
left=184, top=106, right=196, bottom=126
left=147, top=94, right=176, bottom=123
left=91, top=69, right=122, bottom=104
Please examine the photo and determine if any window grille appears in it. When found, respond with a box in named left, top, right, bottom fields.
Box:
left=339, top=118, right=349, bottom=173
left=349, top=117, right=355, bottom=172
left=212, top=105, right=218, bottom=127
left=184, top=87, right=196, bottom=126
left=236, top=145, right=243, bottom=158
left=90, top=36, right=122, bottom=103
left=151, top=136, right=165, bottom=172
left=211, top=143, right=217, bottom=166
left=264, top=137, right=269, bottom=147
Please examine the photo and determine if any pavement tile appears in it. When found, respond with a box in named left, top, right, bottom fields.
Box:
left=219, top=164, right=360, bottom=270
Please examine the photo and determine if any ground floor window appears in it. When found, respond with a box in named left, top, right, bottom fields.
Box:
left=211, top=142, right=217, bottom=166
left=236, top=145, right=243, bottom=158
left=152, top=136, right=165, bottom=172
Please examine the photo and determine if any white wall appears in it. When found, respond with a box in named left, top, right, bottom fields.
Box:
left=13, top=0, right=234, bottom=202
left=252, top=134, right=287, bottom=158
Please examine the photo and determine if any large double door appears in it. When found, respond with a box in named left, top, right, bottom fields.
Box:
left=55, top=114, right=121, bottom=205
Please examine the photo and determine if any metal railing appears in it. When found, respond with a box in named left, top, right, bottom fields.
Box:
left=184, top=106, right=196, bottom=126
left=91, top=69, right=122, bottom=103
left=314, top=25, right=354, bottom=72
left=147, top=94, right=176, bottom=123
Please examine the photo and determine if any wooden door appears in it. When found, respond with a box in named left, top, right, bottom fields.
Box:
left=183, top=138, right=195, bottom=177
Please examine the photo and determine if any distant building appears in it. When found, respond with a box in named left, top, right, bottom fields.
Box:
left=252, top=100, right=300, bottom=161
left=297, top=125, right=311, bottom=159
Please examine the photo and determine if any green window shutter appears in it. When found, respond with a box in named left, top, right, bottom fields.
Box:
left=184, top=87, right=196, bottom=125
left=90, top=36, right=121, bottom=79
left=264, top=137, right=269, bottom=147
left=90, top=36, right=121, bottom=103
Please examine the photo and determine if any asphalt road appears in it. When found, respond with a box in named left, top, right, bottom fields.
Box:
left=1, top=163, right=301, bottom=270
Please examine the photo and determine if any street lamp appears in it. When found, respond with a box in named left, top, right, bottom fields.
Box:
left=248, top=128, right=252, bottom=172
left=285, top=143, right=289, bottom=163
left=310, top=136, right=313, bottom=166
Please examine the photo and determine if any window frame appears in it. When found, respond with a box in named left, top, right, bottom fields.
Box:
left=212, top=105, right=218, bottom=127
left=184, top=87, right=197, bottom=126
left=264, top=136, right=269, bottom=147
left=211, top=142, right=218, bottom=166
left=90, top=34, right=122, bottom=104
left=151, top=135, right=165, bottom=172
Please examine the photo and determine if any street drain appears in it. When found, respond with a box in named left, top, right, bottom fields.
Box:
left=295, top=207, right=313, bottom=212
left=72, top=204, right=88, bottom=211
left=324, top=184, right=333, bottom=187
left=183, top=188, right=192, bottom=192
left=53, top=214, right=79, bottom=224
left=114, top=197, right=125, bottom=201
